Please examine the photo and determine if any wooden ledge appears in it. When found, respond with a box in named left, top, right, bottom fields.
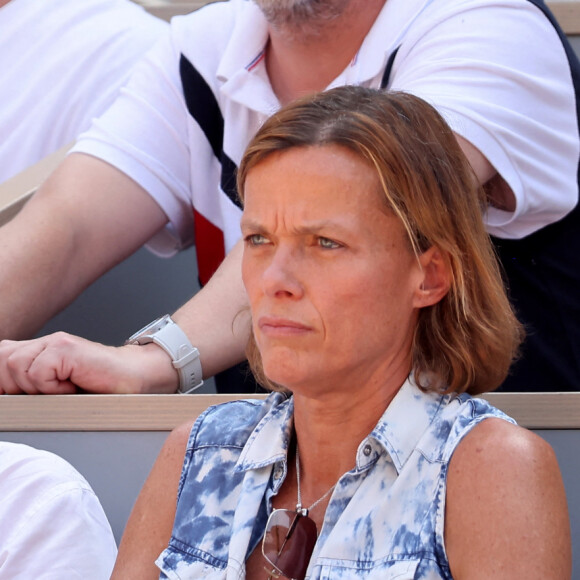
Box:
left=0, top=394, right=266, bottom=431
left=549, top=2, right=580, bottom=34
left=481, top=392, right=580, bottom=429
left=0, top=392, right=578, bottom=431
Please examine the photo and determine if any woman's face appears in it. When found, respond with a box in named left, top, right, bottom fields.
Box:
left=241, top=145, right=425, bottom=394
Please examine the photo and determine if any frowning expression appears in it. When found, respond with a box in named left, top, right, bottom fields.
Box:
left=241, top=145, right=425, bottom=394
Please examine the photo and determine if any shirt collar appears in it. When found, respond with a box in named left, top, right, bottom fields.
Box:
left=368, top=376, right=450, bottom=474
left=217, top=0, right=269, bottom=83
left=216, top=0, right=278, bottom=114
left=235, top=392, right=294, bottom=473
left=322, top=0, right=433, bottom=90
left=216, top=0, right=432, bottom=110
left=235, top=377, right=450, bottom=478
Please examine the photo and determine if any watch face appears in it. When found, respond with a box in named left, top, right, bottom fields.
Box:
left=127, top=315, right=171, bottom=343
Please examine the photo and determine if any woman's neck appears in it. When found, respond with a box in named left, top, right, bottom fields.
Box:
left=289, top=362, right=409, bottom=497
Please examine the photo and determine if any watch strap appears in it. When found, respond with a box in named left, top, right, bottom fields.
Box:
left=126, top=315, right=203, bottom=394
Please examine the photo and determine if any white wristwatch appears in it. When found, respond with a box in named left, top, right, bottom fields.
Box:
left=125, top=315, right=203, bottom=394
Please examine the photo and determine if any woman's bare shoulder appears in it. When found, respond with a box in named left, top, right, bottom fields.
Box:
left=445, top=418, right=571, bottom=580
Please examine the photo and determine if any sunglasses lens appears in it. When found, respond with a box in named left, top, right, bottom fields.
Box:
left=262, top=509, right=318, bottom=580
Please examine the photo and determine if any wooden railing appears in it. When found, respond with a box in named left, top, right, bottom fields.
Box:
left=2, top=391, right=577, bottom=555
left=550, top=2, right=580, bottom=33
left=0, top=392, right=578, bottom=431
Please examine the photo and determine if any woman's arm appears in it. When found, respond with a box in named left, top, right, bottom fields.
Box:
left=445, top=418, right=571, bottom=579
left=111, top=419, right=194, bottom=579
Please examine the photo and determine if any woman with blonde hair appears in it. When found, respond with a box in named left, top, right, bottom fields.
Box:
left=112, top=86, right=571, bottom=579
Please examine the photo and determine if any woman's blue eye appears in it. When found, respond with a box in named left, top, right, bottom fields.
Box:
left=245, top=233, right=268, bottom=245
left=318, top=237, right=340, bottom=249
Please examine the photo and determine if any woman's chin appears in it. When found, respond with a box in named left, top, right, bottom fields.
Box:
left=261, top=357, right=306, bottom=392
left=260, top=346, right=296, bottom=372
left=262, top=369, right=297, bottom=390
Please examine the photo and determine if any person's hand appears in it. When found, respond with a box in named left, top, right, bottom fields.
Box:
left=0, top=332, right=178, bottom=395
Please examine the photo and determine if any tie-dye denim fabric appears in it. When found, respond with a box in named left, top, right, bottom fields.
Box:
left=156, top=378, right=515, bottom=579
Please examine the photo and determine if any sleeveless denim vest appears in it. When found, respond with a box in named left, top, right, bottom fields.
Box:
left=157, top=381, right=516, bottom=579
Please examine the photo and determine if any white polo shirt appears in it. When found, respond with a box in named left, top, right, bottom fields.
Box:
left=72, top=0, right=578, bottom=268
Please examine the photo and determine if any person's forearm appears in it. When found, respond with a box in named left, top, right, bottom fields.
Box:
left=0, top=241, right=250, bottom=396
left=0, top=206, right=249, bottom=396
left=172, top=239, right=251, bottom=379
left=0, top=153, right=168, bottom=341
left=112, top=240, right=251, bottom=394
left=0, top=193, right=82, bottom=340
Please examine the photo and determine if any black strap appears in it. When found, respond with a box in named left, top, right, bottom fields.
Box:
left=180, top=54, right=241, bottom=208
left=380, top=46, right=400, bottom=90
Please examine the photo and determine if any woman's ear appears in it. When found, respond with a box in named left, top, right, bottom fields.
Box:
left=413, top=246, right=452, bottom=308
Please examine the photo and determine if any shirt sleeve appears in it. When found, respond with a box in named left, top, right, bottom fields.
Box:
left=389, top=0, right=579, bottom=239
left=71, top=27, right=195, bottom=257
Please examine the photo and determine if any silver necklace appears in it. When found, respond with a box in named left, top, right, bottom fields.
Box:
left=295, top=446, right=336, bottom=516
left=261, top=447, right=337, bottom=580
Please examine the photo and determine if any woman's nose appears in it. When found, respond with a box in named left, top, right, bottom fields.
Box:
left=262, top=246, right=304, bottom=299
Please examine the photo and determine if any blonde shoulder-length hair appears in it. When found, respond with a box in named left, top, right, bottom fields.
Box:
left=237, top=86, right=523, bottom=396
